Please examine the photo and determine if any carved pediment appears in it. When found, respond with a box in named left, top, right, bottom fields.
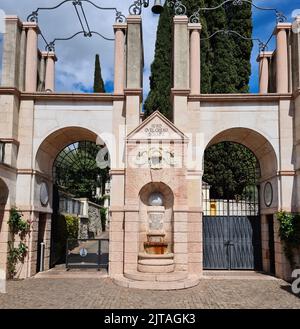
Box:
left=127, top=111, right=188, bottom=142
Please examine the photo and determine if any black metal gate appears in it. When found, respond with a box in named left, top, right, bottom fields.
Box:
left=66, top=239, right=109, bottom=270
left=203, top=142, right=263, bottom=270
left=203, top=214, right=262, bottom=270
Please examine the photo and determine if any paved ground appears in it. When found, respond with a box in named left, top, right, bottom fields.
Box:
left=0, top=273, right=299, bottom=309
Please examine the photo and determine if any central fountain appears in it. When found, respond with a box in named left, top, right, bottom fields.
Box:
left=137, top=192, right=175, bottom=273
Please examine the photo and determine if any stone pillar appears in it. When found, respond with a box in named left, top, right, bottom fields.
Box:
left=18, top=26, right=27, bottom=91
left=109, top=170, right=125, bottom=276
left=173, top=16, right=189, bottom=90
left=275, top=23, right=291, bottom=93
left=291, top=15, right=300, bottom=92
left=173, top=16, right=190, bottom=128
left=44, top=52, right=57, bottom=92
left=188, top=23, right=201, bottom=95
left=38, top=52, right=47, bottom=91
left=125, top=16, right=143, bottom=134
left=24, top=22, right=40, bottom=92
left=1, top=16, right=22, bottom=88
left=113, top=24, right=127, bottom=94
left=256, top=51, right=273, bottom=94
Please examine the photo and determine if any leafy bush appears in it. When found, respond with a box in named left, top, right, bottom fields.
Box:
left=65, top=215, right=79, bottom=241
left=8, top=208, right=30, bottom=234
left=277, top=211, right=300, bottom=268
left=100, top=207, right=107, bottom=232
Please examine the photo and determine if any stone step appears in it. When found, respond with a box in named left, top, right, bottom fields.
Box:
left=138, top=259, right=174, bottom=266
left=124, top=270, right=188, bottom=282
left=138, top=263, right=175, bottom=273
left=114, top=274, right=200, bottom=290
left=138, top=252, right=174, bottom=260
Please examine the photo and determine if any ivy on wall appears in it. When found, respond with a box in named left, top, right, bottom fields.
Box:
left=277, top=211, right=300, bottom=268
left=7, top=208, right=31, bottom=279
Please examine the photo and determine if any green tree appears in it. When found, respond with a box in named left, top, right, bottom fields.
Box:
left=93, top=54, right=105, bottom=93
left=144, top=2, right=174, bottom=120
left=145, top=0, right=253, bottom=114
left=144, top=0, right=211, bottom=119
left=203, top=142, right=258, bottom=200
left=205, top=0, right=238, bottom=93
left=225, top=0, right=253, bottom=92
left=54, top=142, right=109, bottom=202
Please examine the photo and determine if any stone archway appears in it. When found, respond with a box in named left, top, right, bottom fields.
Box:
left=202, top=127, right=279, bottom=274
left=34, top=126, right=111, bottom=271
left=205, top=128, right=278, bottom=180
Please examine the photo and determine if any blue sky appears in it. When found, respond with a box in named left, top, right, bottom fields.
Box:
left=0, top=0, right=298, bottom=95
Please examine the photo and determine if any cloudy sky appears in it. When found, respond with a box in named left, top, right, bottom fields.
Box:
left=0, top=0, right=298, bottom=96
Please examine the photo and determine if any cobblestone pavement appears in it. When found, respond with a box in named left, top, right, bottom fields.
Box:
left=0, top=276, right=300, bottom=309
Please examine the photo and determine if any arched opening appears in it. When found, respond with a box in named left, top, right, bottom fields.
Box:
left=138, top=182, right=175, bottom=273
left=35, top=127, right=111, bottom=270
left=202, top=128, right=278, bottom=272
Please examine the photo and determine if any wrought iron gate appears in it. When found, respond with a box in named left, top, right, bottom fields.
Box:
left=66, top=239, right=109, bottom=270
left=203, top=213, right=262, bottom=270
left=203, top=142, right=263, bottom=270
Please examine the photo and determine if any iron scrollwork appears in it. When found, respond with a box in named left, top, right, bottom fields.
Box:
left=167, top=0, right=187, bottom=16
left=129, top=0, right=149, bottom=15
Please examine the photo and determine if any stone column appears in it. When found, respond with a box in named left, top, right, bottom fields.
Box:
left=113, top=24, right=127, bottom=94
left=24, top=22, right=40, bottom=92
left=1, top=16, right=22, bottom=88
left=292, top=15, right=300, bottom=91
left=173, top=16, right=190, bottom=129
left=18, top=26, right=27, bottom=91
left=44, top=52, right=57, bottom=92
left=125, top=16, right=143, bottom=134
left=188, top=23, right=202, bottom=95
left=275, top=23, right=291, bottom=93
left=173, top=16, right=189, bottom=90
left=256, top=51, right=273, bottom=94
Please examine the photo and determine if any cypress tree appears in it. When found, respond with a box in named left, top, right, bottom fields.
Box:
left=225, top=1, right=253, bottom=92
left=184, top=0, right=211, bottom=94
left=144, top=2, right=173, bottom=120
left=144, top=0, right=210, bottom=120
left=205, top=0, right=238, bottom=93
left=93, top=54, right=105, bottom=93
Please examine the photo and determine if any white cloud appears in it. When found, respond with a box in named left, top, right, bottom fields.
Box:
left=0, top=0, right=296, bottom=95
left=0, top=0, right=159, bottom=94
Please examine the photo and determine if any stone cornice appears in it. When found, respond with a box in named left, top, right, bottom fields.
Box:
left=109, top=169, right=125, bottom=176
left=0, top=87, right=21, bottom=97
left=40, top=51, right=57, bottom=62
left=113, top=23, right=127, bottom=31
left=124, top=88, right=143, bottom=102
left=0, top=138, right=20, bottom=146
left=0, top=88, right=125, bottom=101
left=188, top=93, right=292, bottom=102
left=0, top=163, right=17, bottom=174
left=5, top=16, right=22, bottom=29
left=20, top=92, right=124, bottom=102
left=22, top=21, right=41, bottom=34
left=127, top=15, right=142, bottom=24
left=188, top=23, right=202, bottom=30
left=173, top=16, right=188, bottom=24
left=256, top=51, right=274, bottom=62
left=273, top=22, right=292, bottom=34
left=17, top=169, right=53, bottom=181
left=293, top=88, right=300, bottom=98
left=171, top=88, right=190, bottom=97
